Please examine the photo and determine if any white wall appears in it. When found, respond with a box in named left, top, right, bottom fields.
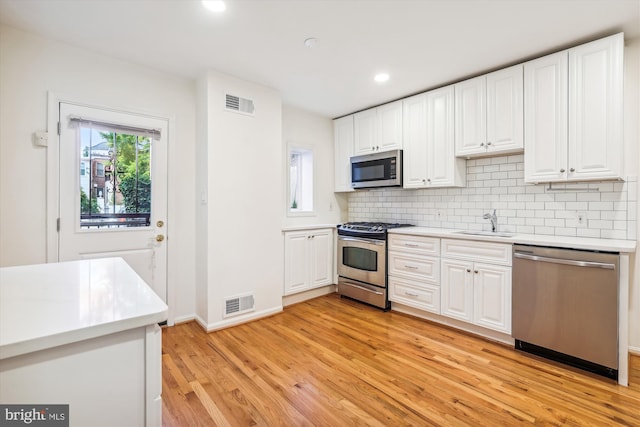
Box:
left=0, top=25, right=196, bottom=321
left=196, top=70, right=284, bottom=329
left=627, top=37, right=640, bottom=352
left=282, top=105, right=347, bottom=227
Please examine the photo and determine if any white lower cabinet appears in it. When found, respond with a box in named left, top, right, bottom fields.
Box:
left=388, top=234, right=441, bottom=314
left=389, top=276, right=441, bottom=314
left=284, top=228, right=334, bottom=295
left=389, top=234, right=512, bottom=335
left=441, top=239, right=512, bottom=334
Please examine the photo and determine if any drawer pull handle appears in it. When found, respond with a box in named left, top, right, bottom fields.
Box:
left=405, top=291, right=420, bottom=297
left=404, top=265, right=418, bottom=270
left=404, top=243, right=419, bottom=247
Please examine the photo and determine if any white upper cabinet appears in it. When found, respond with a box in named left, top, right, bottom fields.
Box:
left=568, top=34, right=624, bottom=181
left=403, top=86, right=465, bottom=189
left=455, top=75, right=486, bottom=156
left=525, top=33, right=624, bottom=183
left=455, top=65, right=523, bottom=158
left=333, top=115, right=354, bottom=192
left=487, top=65, right=524, bottom=154
left=523, top=51, right=568, bottom=182
left=354, top=100, right=403, bottom=155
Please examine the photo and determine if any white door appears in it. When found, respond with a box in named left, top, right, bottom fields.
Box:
left=284, top=231, right=310, bottom=295
left=486, top=64, right=523, bottom=154
left=333, top=116, right=355, bottom=192
left=523, top=51, right=568, bottom=183
left=440, top=259, right=474, bottom=323
left=309, top=229, right=333, bottom=288
left=473, top=264, right=511, bottom=334
left=568, top=33, right=624, bottom=181
left=58, top=102, right=168, bottom=302
left=402, top=93, right=428, bottom=188
left=353, top=108, right=378, bottom=154
left=454, top=75, right=486, bottom=156
left=426, top=85, right=455, bottom=186
left=377, top=101, right=403, bottom=151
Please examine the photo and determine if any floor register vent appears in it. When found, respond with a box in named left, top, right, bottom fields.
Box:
left=225, top=93, right=255, bottom=116
left=224, top=294, right=255, bottom=318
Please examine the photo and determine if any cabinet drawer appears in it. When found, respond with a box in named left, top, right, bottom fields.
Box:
left=388, top=252, right=439, bottom=283
left=389, top=277, right=441, bottom=314
left=441, top=239, right=512, bottom=266
left=388, top=234, right=440, bottom=256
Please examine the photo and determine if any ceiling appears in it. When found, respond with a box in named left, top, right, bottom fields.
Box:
left=1, top=0, right=638, bottom=118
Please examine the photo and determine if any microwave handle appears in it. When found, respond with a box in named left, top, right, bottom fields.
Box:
left=338, top=236, right=385, bottom=246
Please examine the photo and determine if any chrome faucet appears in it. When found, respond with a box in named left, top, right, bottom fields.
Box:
left=483, top=209, right=498, bottom=232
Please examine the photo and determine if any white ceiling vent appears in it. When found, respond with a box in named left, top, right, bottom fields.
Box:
left=223, top=293, right=255, bottom=318
left=225, top=93, right=255, bottom=116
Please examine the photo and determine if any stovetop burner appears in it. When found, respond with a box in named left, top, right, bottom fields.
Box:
left=337, top=222, right=413, bottom=239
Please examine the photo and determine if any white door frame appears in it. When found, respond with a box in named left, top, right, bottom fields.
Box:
left=46, top=91, right=175, bottom=325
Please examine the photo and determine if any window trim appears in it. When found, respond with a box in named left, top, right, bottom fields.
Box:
left=286, top=142, right=315, bottom=217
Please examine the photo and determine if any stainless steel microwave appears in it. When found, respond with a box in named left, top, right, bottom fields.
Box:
left=350, top=149, right=403, bottom=189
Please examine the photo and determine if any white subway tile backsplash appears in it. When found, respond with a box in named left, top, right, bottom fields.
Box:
left=347, top=158, right=636, bottom=241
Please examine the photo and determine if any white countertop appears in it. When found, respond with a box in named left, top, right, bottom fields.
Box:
left=282, top=223, right=338, bottom=232
left=389, top=227, right=637, bottom=253
left=0, top=257, right=168, bottom=360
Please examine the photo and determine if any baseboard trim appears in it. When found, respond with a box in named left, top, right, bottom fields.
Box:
left=197, top=306, right=284, bottom=332
left=283, top=285, right=337, bottom=307
left=391, top=302, right=514, bottom=346
left=172, top=314, right=196, bottom=325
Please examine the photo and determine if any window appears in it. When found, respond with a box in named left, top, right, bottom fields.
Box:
left=96, top=162, right=105, bottom=177
left=288, top=146, right=313, bottom=214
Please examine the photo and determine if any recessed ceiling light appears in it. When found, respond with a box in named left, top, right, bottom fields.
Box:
left=374, top=73, right=390, bottom=83
left=202, top=1, right=226, bottom=13
left=304, top=37, right=319, bottom=48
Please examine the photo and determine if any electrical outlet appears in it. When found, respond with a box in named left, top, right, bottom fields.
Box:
left=576, top=211, right=587, bottom=227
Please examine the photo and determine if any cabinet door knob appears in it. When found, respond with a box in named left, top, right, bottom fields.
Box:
left=466, top=269, right=471, bottom=273
left=474, top=270, right=479, bottom=274
left=560, top=168, right=566, bottom=173
left=480, top=143, right=485, bottom=147
left=487, top=141, right=492, bottom=146
left=570, top=168, right=575, bottom=172
left=422, top=179, right=426, bottom=183
left=427, top=178, right=431, bottom=182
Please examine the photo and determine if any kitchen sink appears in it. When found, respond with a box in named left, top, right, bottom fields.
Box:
left=454, top=230, right=516, bottom=238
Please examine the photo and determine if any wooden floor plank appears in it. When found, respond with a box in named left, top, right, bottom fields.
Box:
left=162, top=294, right=640, bottom=426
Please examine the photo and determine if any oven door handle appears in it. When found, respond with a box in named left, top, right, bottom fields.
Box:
left=338, top=236, right=385, bottom=246
left=340, top=281, right=384, bottom=295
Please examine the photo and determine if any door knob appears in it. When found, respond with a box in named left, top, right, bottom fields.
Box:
left=156, top=220, right=164, bottom=228
left=156, top=235, right=165, bottom=242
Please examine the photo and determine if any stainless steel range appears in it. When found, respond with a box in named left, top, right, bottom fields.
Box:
left=337, top=222, right=413, bottom=310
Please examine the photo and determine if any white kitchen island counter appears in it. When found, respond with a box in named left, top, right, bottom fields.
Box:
left=0, top=257, right=168, bottom=427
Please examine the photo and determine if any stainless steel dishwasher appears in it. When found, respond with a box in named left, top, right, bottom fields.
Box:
left=512, top=244, right=619, bottom=379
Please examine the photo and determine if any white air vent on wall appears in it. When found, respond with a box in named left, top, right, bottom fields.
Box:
left=225, top=93, right=255, bottom=116
left=223, top=293, right=255, bottom=318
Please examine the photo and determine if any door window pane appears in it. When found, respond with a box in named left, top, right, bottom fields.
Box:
left=79, top=127, right=151, bottom=229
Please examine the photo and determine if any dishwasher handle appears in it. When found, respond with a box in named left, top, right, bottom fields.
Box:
left=514, top=252, right=615, bottom=270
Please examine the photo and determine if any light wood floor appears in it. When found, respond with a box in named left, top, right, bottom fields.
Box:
left=161, top=294, right=640, bottom=426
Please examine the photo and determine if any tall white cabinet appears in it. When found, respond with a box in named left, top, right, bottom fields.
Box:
left=524, top=33, right=624, bottom=183
left=284, top=228, right=334, bottom=295
left=455, top=64, right=524, bottom=158
left=354, top=100, right=403, bottom=155
left=403, top=85, right=465, bottom=188
left=334, top=115, right=354, bottom=192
